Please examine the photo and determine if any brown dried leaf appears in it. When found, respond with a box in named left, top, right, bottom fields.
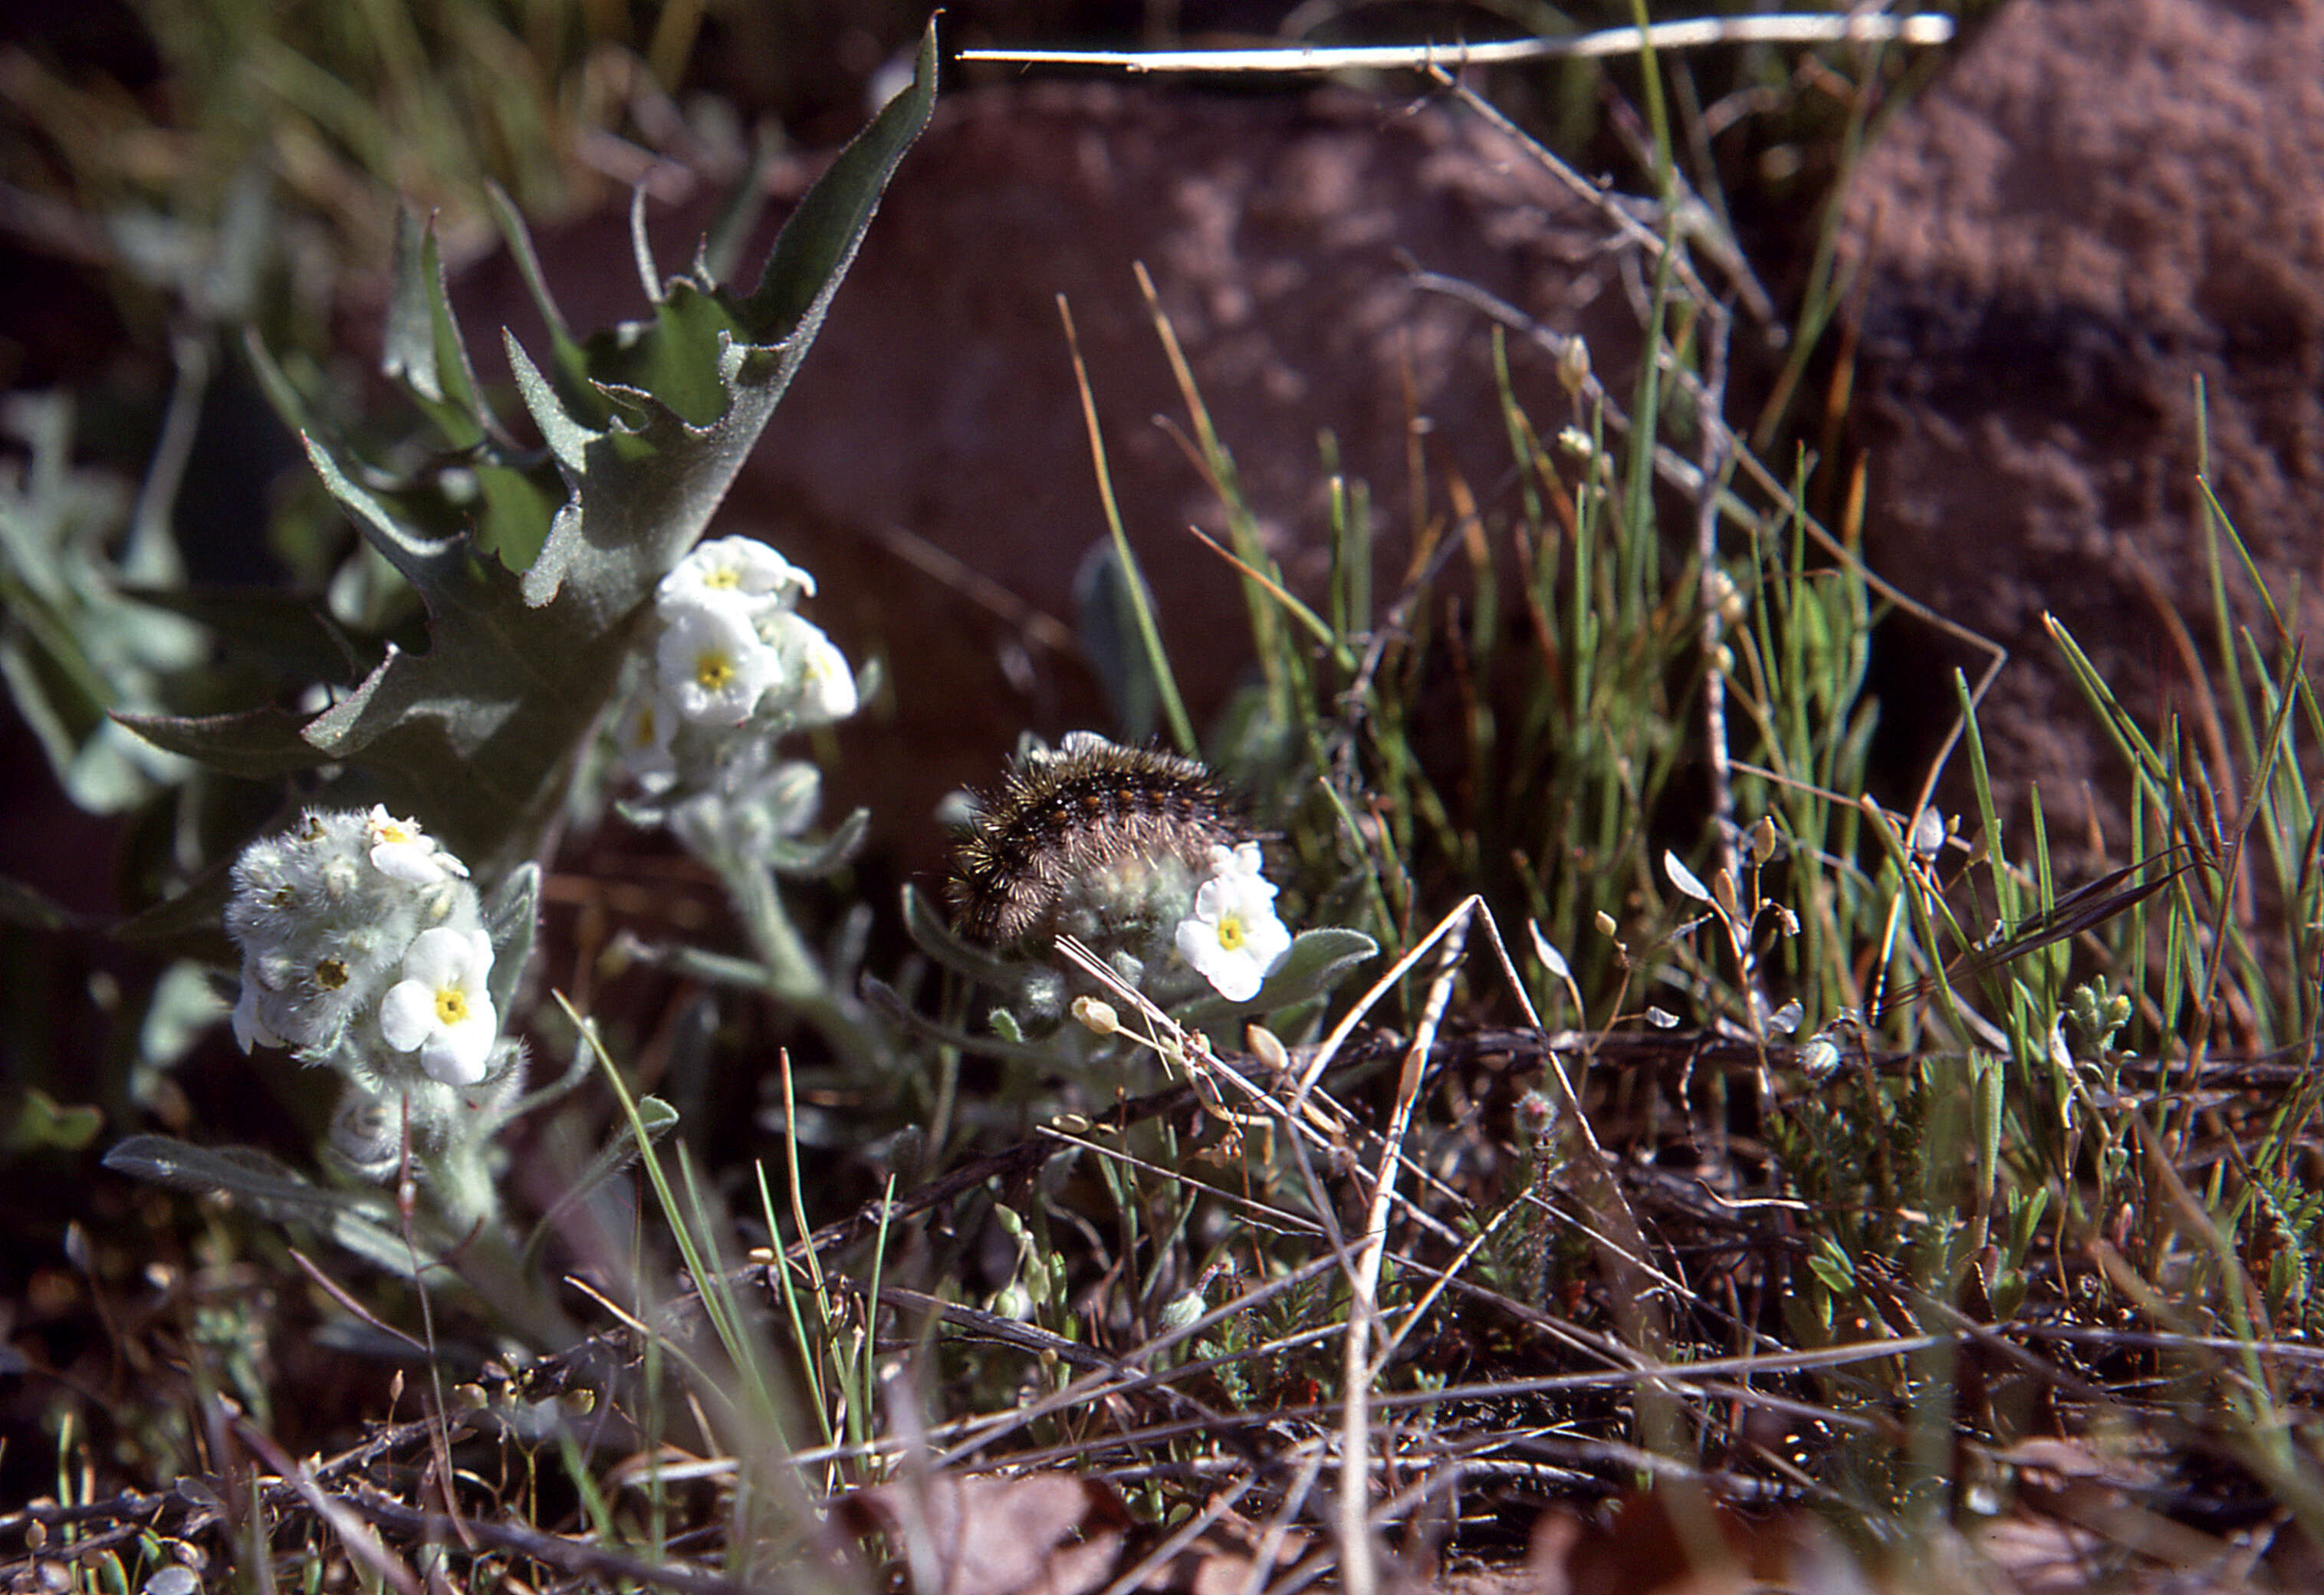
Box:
left=1973, top=1512, right=2118, bottom=1595
left=1553, top=1491, right=1766, bottom=1595
left=1528, top=1491, right=1878, bottom=1595
left=1988, top=1434, right=2273, bottom=1590
left=1134, top=1501, right=1313, bottom=1595
left=840, top=1472, right=1132, bottom=1595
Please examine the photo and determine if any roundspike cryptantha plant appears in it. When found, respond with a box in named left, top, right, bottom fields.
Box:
left=615, top=534, right=859, bottom=824
left=113, top=24, right=938, bottom=890
left=225, top=806, right=525, bottom=1220
left=90, top=29, right=937, bottom=1346
left=609, top=535, right=876, bottom=1068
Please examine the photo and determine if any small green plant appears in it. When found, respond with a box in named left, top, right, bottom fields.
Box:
left=8, top=13, right=2324, bottom=1595
left=77, top=23, right=941, bottom=1347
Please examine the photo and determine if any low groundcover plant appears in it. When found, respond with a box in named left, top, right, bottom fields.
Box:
left=13, top=15, right=2324, bottom=1595
left=221, top=804, right=530, bottom=1241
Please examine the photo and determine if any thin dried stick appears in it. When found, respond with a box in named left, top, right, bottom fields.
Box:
left=1340, top=915, right=1467, bottom=1595
left=960, top=15, right=1954, bottom=73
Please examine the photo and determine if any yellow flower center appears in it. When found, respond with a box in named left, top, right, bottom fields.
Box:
left=1216, top=914, right=1246, bottom=953
left=694, top=651, right=737, bottom=691
left=705, top=567, right=741, bottom=589
left=435, top=987, right=469, bottom=1026
left=377, top=821, right=413, bottom=845
left=316, top=958, right=349, bottom=990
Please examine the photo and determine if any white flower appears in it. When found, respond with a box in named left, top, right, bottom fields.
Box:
left=1174, top=842, right=1291, bottom=1002
left=363, top=806, right=468, bottom=883
left=230, top=981, right=284, bottom=1053
left=614, top=686, right=679, bottom=790
left=231, top=944, right=376, bottom=1056
left=763, top=612, right=859, bottom=726
left=378, top=926, right=498, bottom=1085
left=659, top=535, right=814, bottom=613
left=656, top=594, right=777, bottom=725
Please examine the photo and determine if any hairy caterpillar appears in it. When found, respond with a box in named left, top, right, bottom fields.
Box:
left=947, top=732, right=1247, bottom=950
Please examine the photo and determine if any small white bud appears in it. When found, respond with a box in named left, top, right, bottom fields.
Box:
left=1556, top=337, right=1592, bottom=396
left=363, top=806, right=468, bottom=883
left=1071, top=995, right=1120, bottom=1035
left=1159, top=1289, right=1207, bottom=1332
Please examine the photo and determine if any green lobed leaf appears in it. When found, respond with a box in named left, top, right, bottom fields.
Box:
left=104, top=1134, right=390, bottom=1227
left=110, top=860, right=235, bottom=962
left=327, top=1210, right=442, bottom=1280
left=517, top=21, right=942, bottom=623
left=1254, top=926, right=1380, bottom=1007
left=899, top=882, right=1028, bottom=989
left=485, top=863, right=541, bottom=1021
left=2, top=1087, right=104, bottom=1155
left=1076, top=540, right=1163, bottom=744
left=125, top=22, right=941, bottom=890
left=119, top=584, right=376, bottom=683
left=382, top=207, right=495, bottom=448
left=1, top=393, right=201, bottom=812
left=113, top=704, right=330, bottom=779
left=106, top=1133, right=445, bottom=1276
left=0, top=875, right=78, bottom=932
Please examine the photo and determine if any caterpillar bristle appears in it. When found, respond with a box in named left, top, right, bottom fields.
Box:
left=946, top=732, right=1246, bottom=949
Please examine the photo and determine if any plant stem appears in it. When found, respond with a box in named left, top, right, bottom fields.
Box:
left=724, top=853, right=879, bottom=1075
left=422, top=1138, right=579, bottom=1349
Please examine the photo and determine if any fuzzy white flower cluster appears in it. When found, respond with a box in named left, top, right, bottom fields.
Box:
left=1174, top=842, right=1292, bottom=1002
left=616, top=536, right=859, bottom=796
left=225, top=807, right=505, bottom=1088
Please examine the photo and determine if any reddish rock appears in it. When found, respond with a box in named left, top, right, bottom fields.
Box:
left=1841, top=0, right=2324, bottom=853
left=465, top=82, right=1640, bottom=863
left=761, top=82, right=1648, bottom=857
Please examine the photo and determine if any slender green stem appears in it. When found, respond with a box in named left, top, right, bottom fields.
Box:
left=424, top=1143, right=579, bottom=1348
left=724, top=852, right=879, bottom=1075
left=1060, top=294, right=1198, bottom=755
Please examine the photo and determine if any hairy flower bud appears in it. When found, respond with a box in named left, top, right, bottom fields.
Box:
left=225, top=807, right=491, bottom=1077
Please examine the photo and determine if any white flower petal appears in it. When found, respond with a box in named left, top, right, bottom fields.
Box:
left=379, top=927, right=498, bottom=1083
left=616, top=689, right=679, bottom=784
left=660, top=535, right=814, bottom=610
left=1220, top=842, right=1269, bottom=883
left=766, top=614, right=858, bottom=725
left=364, top=805, right=467, bottom=883
left=656, top=595, right=777, bottom=725
left=1243, top=904, right=1292, bottom=972
left=406, top=926, right=484, bottom=985
left=378, top=979, right=436, bottom=1051
left=1175, top=847, right=1292, bottom=1002
left=231, top=982, right=283, bottom=1052
left=422, top=1011, right=498, bottom=1086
